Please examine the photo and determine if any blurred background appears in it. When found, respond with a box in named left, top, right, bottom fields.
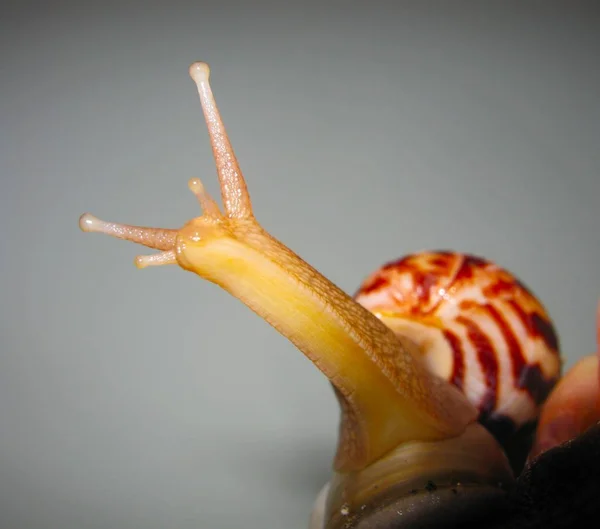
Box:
left=1, top=1, right=599, bottom=528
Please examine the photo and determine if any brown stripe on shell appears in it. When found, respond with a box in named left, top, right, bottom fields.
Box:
left=485, top=304, right=526, bottom=384
left=383, top=256, right=437, bottom=311
left=456, top=315, right=499, bottom=416
left=531, top=312, right=559, bottom=352
left=507, top=299, right=560, bottom=354
left=354, top=252, right=461, bottom=315
left=483, top=279, right=519, bottom=298
left=517, top=364, right=558, bottom=407
left=357, top=275, right=389, bottom=295
left=453, top=254, right=490, bottom=282
left=484, top=303, right=557, bottom=406
left=442, top=328, right=465, bottom=391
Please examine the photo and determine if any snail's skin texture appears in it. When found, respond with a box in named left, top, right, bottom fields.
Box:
left=79, top=63, right=598, bottom=529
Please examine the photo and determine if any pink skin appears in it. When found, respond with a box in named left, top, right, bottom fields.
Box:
left=530, top=300, right=600, bottom=459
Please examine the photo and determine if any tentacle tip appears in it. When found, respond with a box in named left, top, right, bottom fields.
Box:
left=135, top=250, right=178, bottom=269
left=79, top=213, right=103, bottom=233
left=134, top=255, right=148, bottom=269
left=188, top=176, right=222, bottom=217
left=188, top=177, right=204, bottom=195
left=189, top=62, right=210, bottom=85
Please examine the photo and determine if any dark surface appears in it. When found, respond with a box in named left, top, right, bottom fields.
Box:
left=354, top=421, right=600, bottom=529
left=490, top=420, right=600, bottom=528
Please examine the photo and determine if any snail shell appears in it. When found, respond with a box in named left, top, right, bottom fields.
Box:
left=354, top=251, right=562, bottom=441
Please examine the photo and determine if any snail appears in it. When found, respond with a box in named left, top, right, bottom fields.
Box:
left=78, top=62, right=594, bottom=529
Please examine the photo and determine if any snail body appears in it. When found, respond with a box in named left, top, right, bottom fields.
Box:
left=79, top=63, right=563, bottom=529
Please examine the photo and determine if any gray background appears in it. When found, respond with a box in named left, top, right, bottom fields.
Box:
left=2, top=1, right=599, bottom=528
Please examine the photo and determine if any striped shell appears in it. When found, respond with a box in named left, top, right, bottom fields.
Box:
left=354, top=251, right=562, bottom=440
